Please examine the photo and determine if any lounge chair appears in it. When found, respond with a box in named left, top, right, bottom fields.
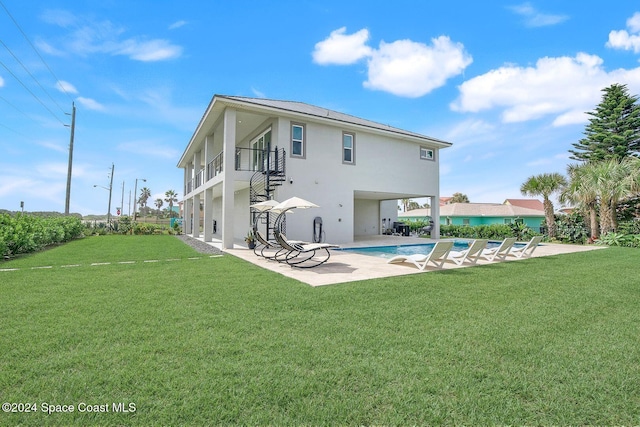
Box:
left=387, top=241, right=454, bottom=270
left=252, top=227, right=281, bottom=259
left=508, top=235, right=543, bottom=259
left=446, top=239, right=488, bottom=265
left=480, top=237, right=517, bottom=261
left=274, top=231, right=339, bottom=268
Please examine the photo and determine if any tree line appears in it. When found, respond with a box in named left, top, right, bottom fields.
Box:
left=134, top=188, right=179, bottom=219
left=521, top=83, right=640, bottom=242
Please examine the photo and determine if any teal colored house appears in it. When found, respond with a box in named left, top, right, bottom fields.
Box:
left=399, top=202, right=545, bottom=231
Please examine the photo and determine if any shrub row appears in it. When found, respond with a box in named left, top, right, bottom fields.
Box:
left=440, top=223, right=539, bottom=241
left=84, top=217, right=172, bottom=235
left=0, top=214, right=85, bottom=258
left=597, top=232, right=640, bottom=248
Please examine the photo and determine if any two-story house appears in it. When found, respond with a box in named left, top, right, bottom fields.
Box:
left=177, top=95, right=451, bottom=248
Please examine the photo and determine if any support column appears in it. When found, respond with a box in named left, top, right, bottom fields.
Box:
left=203, top=187, right=213, bottom=242
left=192, top=194, right=201, bottom=238
left=430, top=195, right=440, bottom=239
left=221, top=108, right=236, bottom=249
left=205, top=135, right=214, bottom=182
left=184, top=198, right=193, bottom=236
left=194, top=150, right=202, bottom=188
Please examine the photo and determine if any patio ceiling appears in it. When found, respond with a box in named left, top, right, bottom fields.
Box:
left=354, top=190, right=431, bottom=201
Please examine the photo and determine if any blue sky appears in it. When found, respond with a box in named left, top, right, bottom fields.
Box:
left=2, top=1, right=640, bottom=215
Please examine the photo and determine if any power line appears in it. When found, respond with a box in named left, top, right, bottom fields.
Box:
left=0, top=0, right=74, bottom=102
left=0, top=92, right=39, bottom=122
left=0, top=39, right=67, bottom=115
left=0, top=58, right=67, bottom=126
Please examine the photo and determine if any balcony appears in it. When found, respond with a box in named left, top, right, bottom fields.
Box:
left=184, top=147, right=284, bottom=195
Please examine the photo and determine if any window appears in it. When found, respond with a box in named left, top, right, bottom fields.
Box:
left=504, top=218, right=513, bottom=225
left=420, top=146, right=434, bottom=161
left=343, top=132, right=355, bottom=164
left=291, top=123, right=305, bottom=158
left=251, top=128, right=271, bottom=171
left=463, top=218, right=470, bottom=226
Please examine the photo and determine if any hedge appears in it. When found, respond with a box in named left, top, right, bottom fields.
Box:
left=0, top=214, right=85, bottom=258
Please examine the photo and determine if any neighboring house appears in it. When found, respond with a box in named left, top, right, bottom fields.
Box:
left=399, top=202, right=546, bottom=231
left=439, top=196, right=452, bottom=206
left=177, top=95, right=452, bottom=248
left=503, top=198, right=544, bottom=211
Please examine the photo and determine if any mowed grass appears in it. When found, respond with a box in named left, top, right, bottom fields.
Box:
left=1, top=235, right=639, bottom=425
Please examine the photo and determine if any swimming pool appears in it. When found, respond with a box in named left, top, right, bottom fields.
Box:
left=339, top=241, right=471, bottom=259
left=339, top=240, right=507, bottom=259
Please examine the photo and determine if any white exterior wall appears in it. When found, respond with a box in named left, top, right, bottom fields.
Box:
left=178, top=97, right=448, bottom=246
left=269, top=119, right=440, bottom=244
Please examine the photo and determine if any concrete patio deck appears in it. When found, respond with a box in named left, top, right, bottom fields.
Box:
left=190, top=234, right=606, bottom=287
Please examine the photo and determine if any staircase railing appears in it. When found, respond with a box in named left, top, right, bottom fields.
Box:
left=249, top=147, right=286, bottom=240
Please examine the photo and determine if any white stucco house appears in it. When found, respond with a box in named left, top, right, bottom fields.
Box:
left=177, top=95, right=452, bottom=249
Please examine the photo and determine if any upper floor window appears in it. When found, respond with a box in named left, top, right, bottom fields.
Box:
left=343, top=132, right=355, bottom=164
left=420, top=146, right=434, bottom=161
left=251, top=128, right=271, bottom=171
left=291, top=123, right=305, bottom=158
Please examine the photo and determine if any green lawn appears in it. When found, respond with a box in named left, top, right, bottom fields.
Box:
left=1, top=235, right=639, bottom=425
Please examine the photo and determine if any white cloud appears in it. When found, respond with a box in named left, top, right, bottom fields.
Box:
left=117, top=140, right=180, bottom=159
left=364, top=36, right=472, bottom=98
left=312, top=27, right=372, bottom=65
left=628, top=12, right=640, bottom=33
left=508, top=2, right=569, bottom=27
left=442, top=119, right=496, bottom=148
left=115, top=38, right=183, bottom=61
left=0, top=175, right=33, bottom=197
left=40, top=9, right=77, bottom=27
left=0, top=76, right=4, bottom=87
left=313, top=28, right=471, bottom=97
left=607, top=12, right=640, bottom=53
left=526, top=152, right=570, bottom=167
left=56, top=80, right=78, bottom=94
left=36, top=162, right=68, bottom=178
left=40, top=10, right=182, bottom=62
left=451, top=52, right=640, bottom=126
left=169, top=20, right=187, bottom=30
left=76, top=96, right=105, bottom=111
left=251, top=87, right=266, bottom=98
left=37, top=140, right=67, bottom=153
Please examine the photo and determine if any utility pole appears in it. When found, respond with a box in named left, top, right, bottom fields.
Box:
left=121, top=181, right=125, bottom=218
left=64, top=102, right=76, bottom=215
left=107, top=163, right=114, bottom=228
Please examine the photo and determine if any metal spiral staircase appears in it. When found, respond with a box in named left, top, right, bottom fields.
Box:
left=250, top=147, right=286, bottom=239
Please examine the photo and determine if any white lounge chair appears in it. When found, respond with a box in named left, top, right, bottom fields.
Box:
left=480, top=237, right=517, bottom=261
left=387, top=241, right=454, bottom=270
left=446, top=239, right=488, bottom=265
left=274, top=231, right=339, bottom=268
left=508, top=235, right=543, bottom=259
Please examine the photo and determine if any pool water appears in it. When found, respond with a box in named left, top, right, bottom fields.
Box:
left=339, top=240, right=506, bottom=259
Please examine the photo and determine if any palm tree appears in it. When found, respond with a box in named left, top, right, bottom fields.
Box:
left=138, top=187, right=151, bottom=216
left=154, top=198, right=163, bottom=218
left=164, top=190, right=178, bottom=218
left=521, top=172, right=568, bottom=239
left=450, top=192, right=470, bottom=203
left=590, top=157, right=640, bottom=234
left=561, top=163, right=600, bottom=239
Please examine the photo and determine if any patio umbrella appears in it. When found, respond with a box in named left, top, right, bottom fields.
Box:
left=271, top=197, right=319, bottom=214
left=250, top=200, right=282, bottom=229
left=250, top=200, right=280, bottom=212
